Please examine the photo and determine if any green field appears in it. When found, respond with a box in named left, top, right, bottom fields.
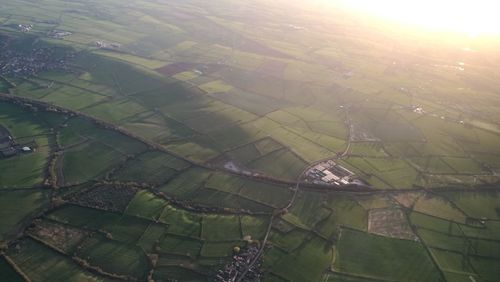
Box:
left=0, top=190, right=48, bottom=241
left=6, top=238, right=103, bottom=282
left=202, top=215, right=241, bottom=241
left=0, top=256, right=25, bottom=282
left=77, top=234, right=149, bottom=280
left=268, top=237, right=332, bottom=282
left=0, top=103, right=51, bottom=187
left=61, top=141, right=125, bottom=184
left=334, top=228, right=441, bottom=281
left=159, top=205, right=202, bottom=238
left=125, top=190, right=167, bottom=220
left=158, top=234, right=203, bottom=257
left=112, top=151, right=190, bottom=185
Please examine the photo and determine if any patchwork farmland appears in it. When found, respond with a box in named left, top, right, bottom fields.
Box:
left=0, top=0, right=500, bottom=281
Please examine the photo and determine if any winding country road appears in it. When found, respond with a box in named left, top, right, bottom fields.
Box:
left=234, top=107, right=355, bottom=282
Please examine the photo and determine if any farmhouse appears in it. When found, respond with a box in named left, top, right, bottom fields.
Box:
left=0, top=126, right=35, bottom=158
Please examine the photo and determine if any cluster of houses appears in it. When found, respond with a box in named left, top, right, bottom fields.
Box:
left=306, top=160, right=361, bottom=186
left=215, top=245, right=262, bottom=282
left=0, top=126, right=34, bottom=158
left=0, top=44, right=73, bottom=78
left=18, top=24, right=33, bottom=33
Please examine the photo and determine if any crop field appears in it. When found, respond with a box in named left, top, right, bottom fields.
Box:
left=0, top=0, right=500, bottom=281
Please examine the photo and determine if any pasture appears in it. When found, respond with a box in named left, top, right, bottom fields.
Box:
left=333, top=228, right=441, bottom=281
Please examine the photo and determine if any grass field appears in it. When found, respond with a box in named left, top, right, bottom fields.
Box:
left=201, top=241, right=241, bottom=257
left=202, top=215, right=241, bottom=241
left=283, top=192, right=332, bottom=230
left=0, top=190, right=48, bottom=241
left=413, top=194, right=467, bottom=223
left=59, top=116, right=148, bottom=185
left=138, top=223, right=167, bottom=252
left=316, top=197, right=367, bottom=237
left=7, top=238, right=103, bottom=282
left=102, top=215, right=150, bottom=243
left=159, top=206, right=202, bottom=238
left=334, top=228, right=441, bottom=281
left=46, top=205, right=123, bottom=230
left=125, top=190, right=167, bottom=220
left=0, top=256, right=24, bottom=282
left=0, top=146, right=49, bottom=187
left=269, top=237, right=332, bottom=282
left=62, top=141, right=124, bottom=184
left=77, top=234, right=149, bottom=280
left=240, top=215, right=269, bottom=240
left=158, top=234, right=203, bottom=258
left=442, top=191, right=500, bottom=220
left=270, top=229, right=309, bottom=251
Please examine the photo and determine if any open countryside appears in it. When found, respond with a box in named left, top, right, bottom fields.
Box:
left=0, top=0, right=500, bottom=281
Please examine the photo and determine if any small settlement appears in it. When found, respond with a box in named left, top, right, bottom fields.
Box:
left=18, top=24, right=33, bottom=33
left=215, top=245, right=262, bottom=282
left=0, top=35, right=73, bottom=78
left=0, top=48, right=70, bottom=77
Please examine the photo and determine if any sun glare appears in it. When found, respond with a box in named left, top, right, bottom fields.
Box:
left=337, top=0, right=500, bottom=36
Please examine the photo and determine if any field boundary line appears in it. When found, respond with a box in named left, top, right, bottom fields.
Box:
left=1, top=254, right=32, bottom=282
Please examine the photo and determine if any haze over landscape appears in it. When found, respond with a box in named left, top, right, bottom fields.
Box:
left=0, top=0, right=499, bottom=281
left=335, top=0, right=500, bottom=35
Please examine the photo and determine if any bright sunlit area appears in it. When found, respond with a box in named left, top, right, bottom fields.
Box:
left=334, top=0, right=500, bottom=36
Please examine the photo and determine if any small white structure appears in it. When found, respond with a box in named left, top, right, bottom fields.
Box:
left=315, top=164, right=326, bottom=171
left=321, top=174, right=336, bottom=182
left=340, top=178, right=350, bottom=185
left=21, top=146, right=31, bottom=152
